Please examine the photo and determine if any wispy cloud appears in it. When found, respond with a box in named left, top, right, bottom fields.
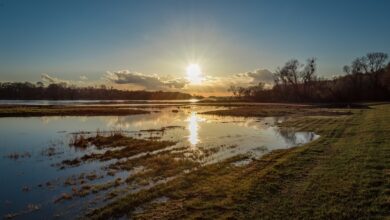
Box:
left=41, top=73, right=69, bottom=85
left=80, top=75, right=88, bottom=80
left=40, top=73, right=91, bottom=86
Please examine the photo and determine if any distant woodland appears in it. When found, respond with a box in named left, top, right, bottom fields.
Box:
left=228, top=52, right=390, bottom=102
left=0, top=83, right=194, bottom=100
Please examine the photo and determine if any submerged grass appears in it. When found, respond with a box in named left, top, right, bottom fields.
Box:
left=63, top=133, right=177, bottom=167
left=87, top=104, right=390, bottom=219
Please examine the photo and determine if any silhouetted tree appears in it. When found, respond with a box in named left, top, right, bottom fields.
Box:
left=0, top=83, right=195, bottom=100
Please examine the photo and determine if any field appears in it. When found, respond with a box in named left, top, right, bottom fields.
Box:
left=2, top=1, right=390, bottom=219
left=85, top=103, right=389, bottom=219
left=0, top=103, right=388, bottom=219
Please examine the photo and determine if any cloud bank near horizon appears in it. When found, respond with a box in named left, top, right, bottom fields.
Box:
left=38, top=69, right=275, bottom=96
left=104, top=70, right=188, bottom=90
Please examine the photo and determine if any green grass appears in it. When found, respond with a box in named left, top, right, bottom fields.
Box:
left=87, top=104, right=390, bottom=219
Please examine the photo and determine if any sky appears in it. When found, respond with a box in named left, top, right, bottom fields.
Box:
left=1, top=0, right=390, bottom=96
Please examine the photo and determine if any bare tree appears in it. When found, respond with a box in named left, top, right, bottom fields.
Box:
left=275, top=59, right=302, bottom=100
left=351, top=57, right=368, bottom=74
left=343, top=65, right=351, bottom=74
left=280, top=59, right=300, bottom=85
left=228, top=85, right=238, bottom=97
left=366, top=52, right=388, bottom=89
left=301, top=58, right=317, bottom=98
left=301, top=58, right=316, bottom=83
left=366, top=52, right=388, bottom=73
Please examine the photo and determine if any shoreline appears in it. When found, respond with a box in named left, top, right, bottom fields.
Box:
left=0, top=102, right=377, bottom=117
left=0, top=105, right=149, bottom=117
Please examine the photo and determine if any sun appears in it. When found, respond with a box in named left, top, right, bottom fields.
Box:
left=186, top=64, right=203, bottom=84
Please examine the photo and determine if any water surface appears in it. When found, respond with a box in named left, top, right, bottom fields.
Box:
left=0, top=105, right=318, bottom=219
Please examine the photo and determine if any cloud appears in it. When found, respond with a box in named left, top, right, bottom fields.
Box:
left=102, top=68, right=275, bottom=96
left=164, top=79, right=188, bottom=89
left=216, top=69, right=275, bottom=86
left=182, top=69, right=275, bottom=96
left=80, top=75, right=88, bottom=80
left=40, top=73, right=92, bottom=86
left=105, top=70, right=188, bottom=90
left=38, top=69, right=275, bottom=96
left=239, top=69, right=275, bottom=84
left=41, top=73, right=69, bottom=85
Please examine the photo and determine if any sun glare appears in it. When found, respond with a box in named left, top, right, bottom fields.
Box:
left=188, top=112, right=200, bottom=146
left=186, top=64, right=203, bottom=84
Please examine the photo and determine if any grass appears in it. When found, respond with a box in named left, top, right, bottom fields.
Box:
left=57, top=133, right=193, bottom=204
left=0, top=105, right=149, bottom=117
left=123, top=154, right=199, bottom=185
left=201, top=104, right=354, bottom=117
left=62, top=132, right=177, bottom=167
left=87, top=103, right=390, bottom=219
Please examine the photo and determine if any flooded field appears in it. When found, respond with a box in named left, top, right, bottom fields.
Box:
left=0, top=105, right=319, bottom=219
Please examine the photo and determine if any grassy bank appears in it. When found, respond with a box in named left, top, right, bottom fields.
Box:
left=201, top=104, right=357, bottom=117
left=0, top=105, right=148, bottom=117
left=88, top=104, right=390, bottom=219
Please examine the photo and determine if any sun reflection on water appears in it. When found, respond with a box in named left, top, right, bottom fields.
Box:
left=187, top=112, right=203, bottom=146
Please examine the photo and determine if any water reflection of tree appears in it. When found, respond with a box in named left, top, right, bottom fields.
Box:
left=277, top=127, right=298, bottom=145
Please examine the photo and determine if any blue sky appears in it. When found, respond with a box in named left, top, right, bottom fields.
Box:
left=0, top=0, right=389, bottom=94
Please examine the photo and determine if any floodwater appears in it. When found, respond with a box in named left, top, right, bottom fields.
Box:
left=0, top=105, right=319, bottom=219
left=0, top=99, right=199, bottom=106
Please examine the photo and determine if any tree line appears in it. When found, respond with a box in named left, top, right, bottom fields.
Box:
left=0, top=83, right=194, bottom=100
left=228, top=52, right=390, bottom=102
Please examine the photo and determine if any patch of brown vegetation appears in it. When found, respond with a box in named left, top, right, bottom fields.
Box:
left=0, top=105, right=149, bottom=117
left=63, top=133, right=177, bottom=167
